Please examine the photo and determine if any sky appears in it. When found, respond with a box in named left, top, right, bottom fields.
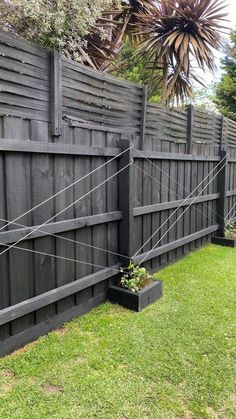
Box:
left=227, top=0, right=236, bottom=27
left=203, top=0, right=236, bottom=84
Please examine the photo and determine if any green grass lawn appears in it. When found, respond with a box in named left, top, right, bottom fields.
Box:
left=0, top=245, right=235, bottom=419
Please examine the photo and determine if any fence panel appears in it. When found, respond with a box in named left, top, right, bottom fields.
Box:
left=0, top=29, right=50, bottom=122
left=132, top=150, right=220, bottom=270
left=146, top=105, right=189, bottom=152
left=62, top=57, right=142, bottom=133
left=0, top=115, right=126, bottom=355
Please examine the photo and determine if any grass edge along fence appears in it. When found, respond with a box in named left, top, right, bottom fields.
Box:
left=0, top=29, right=236, bottom=356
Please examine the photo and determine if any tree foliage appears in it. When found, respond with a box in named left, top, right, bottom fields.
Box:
left=113, top=40, right=161, bottom=102
left=87, top=0, right=227, bottom=104
left=0, top=0, right=118, bottom=62
left=214, top=31, right=236, bottom=121
left=0, top=0, right=227, bottom=106
left=129, top=0, right=227, bottom=104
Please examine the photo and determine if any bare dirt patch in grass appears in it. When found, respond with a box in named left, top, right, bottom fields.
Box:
left=76, top=356, right=87, bottom=364
left=42, top=383, right=64, bottom=394
left=0, top=369, right=15, bottom=378
left=54, top=327, right=68, bottom=336
left=0, top=382, right=15, bottom=394
left=8, top=341, right=39, bottom=358
left=0, top=369, right=16, bottom=395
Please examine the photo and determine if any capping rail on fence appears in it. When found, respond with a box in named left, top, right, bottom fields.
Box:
left=0, top=29, right=236, bottom=356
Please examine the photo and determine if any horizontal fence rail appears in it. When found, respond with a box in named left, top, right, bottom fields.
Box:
left=0, top=30, right=236, bottom=356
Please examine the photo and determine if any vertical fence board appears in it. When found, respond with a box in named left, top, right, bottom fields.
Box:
left=142, top=136, right=152, bottom=270
left=151, top=141, right=162, bottom=271
left=31, top=121, right=57, bottom=323
left=133, top=156, right=143, bottom=258
left=176, top=149, right=185, bottom=258
left=118, top=138, right=134, bottom=264
left=106, top=132, right=119, bottom=267
left=51, top=50, right=62, bottom=136
left=91, top=131, right=107, bottom=295
left=160, top=141, right=170, bottom=266
left=3, top=117, right=34, bottom=334
left=168, top=142, right=178, bottom=263
left=217, top=151, right=228, bottom=237
left=184, top=159, right=191, bottom=255
left=74, top=127, right=93, bottom=305
left=55, top=125, right=76, bottom=313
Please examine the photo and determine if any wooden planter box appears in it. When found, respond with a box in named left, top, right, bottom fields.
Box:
left=107, top=280, right=163, bottom=312
left=212, top=236, right=236, bottom=247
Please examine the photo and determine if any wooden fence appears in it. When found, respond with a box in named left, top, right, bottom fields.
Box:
left=0, top=30, right=236, bottom=356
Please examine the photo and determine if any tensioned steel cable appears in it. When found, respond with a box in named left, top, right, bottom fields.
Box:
left=132, top=163, right=219, bottom=229
left=133, top=154, right=227, bottom=259
left=133, top=146, right=226, bottom=224
left=1, top=150, right=223, bottom=263
left=0, top=216, right=129, bottom=260
left=132, top=162, right=220, bottom=260
left=0, top=162, right=132, bottom=257
left=228, top=210, right=236, bottom=225
left=0, top=146, right=131, bottom=233
left=137, top=158, right=228, bottom=266
left=0, top=242, right=121, bottom=273
left=225, top=201, right=236, bottom=222
left=138, top=159, right=228, bottom=267
left=225, top=203, right=236, bottom=226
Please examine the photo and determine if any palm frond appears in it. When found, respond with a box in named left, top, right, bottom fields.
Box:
left=82, top=0, right=228, bottom=104
left=132, top=0, right=227, bottom=103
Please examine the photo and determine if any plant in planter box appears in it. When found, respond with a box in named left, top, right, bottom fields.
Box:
left=120, top=261, right=152, bottom=292
left=225, top=222, right=236, bottom=239
left=212, top=220, right=236, bottom=247
left=107, top=260, right=163, bottom=312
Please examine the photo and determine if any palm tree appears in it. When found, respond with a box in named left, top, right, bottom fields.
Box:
left=83, top=0, right=227, bottom=104
left=133, top=0, right=228, bottom=104
left=81, top=1, right=154, bottom=70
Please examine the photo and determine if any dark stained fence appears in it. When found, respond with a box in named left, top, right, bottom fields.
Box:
left=224, top=117, right=236, bottom=156
left=221, top=118, right=236, bottom=218
left=146, top=105, right=189, bottom=152
left=191, top=108, right=223, bottom=155
left=132, top=151, right=220, bottom=267
left=0, top=30, right=236, bottom=356
left=0, top=30, right=50, bottom=122
left=62, top=57, right=143, bottom=133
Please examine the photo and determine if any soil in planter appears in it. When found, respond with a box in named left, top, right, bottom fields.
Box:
left=139, top=277, right=154, bottom=289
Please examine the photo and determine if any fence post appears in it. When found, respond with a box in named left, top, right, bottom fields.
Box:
left=187, top=104, right=194, bottom=154
left=118, top=137, right=134, bottom=266
left=140, top=85, right=148, bottom=149
left=219, top=115, right=225, bottom=152
left=217, top=149, right=228, bottom=237
left=51, top=50, right=62, bottom=137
